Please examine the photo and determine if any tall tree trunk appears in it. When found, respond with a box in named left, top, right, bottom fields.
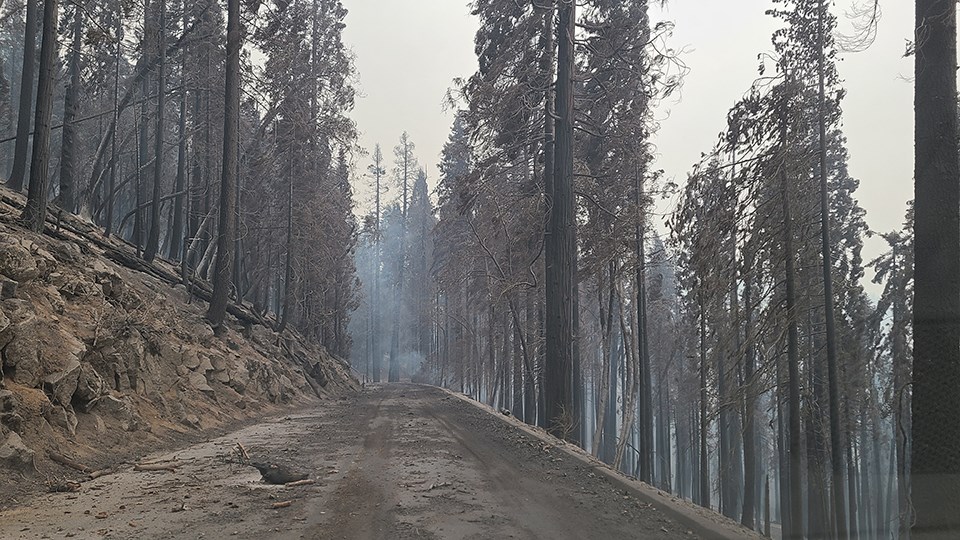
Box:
left=372, top=153, right=382, bottom=382
left=892, top=244, right=911, bottom=539
left=168, top=82, right=187, bottom=259
left=58, top=3, right=82, bottom=213
left=815, top=3, right=848, bottom=537
left=698, top=292, right=710, bottom=509
left=8, top=0, right=37, bottom=192
left=206, top=0, right=240, bottom=328
left=742, top=262, right=758, bottom=529
left=911, top=0, right=960, bottom=537
left=544, top=0, right=577, bottom=441
left=278, top=173, right=294, bottom=331
left=780, top=108, right=804, bottom=540
left=104, top=4, right=122, bottom=236
left=19, top=0, right=57, bottom=232
left=144, top=0, right=167, bottom=262
left=636, top=170, right=652, bottom=482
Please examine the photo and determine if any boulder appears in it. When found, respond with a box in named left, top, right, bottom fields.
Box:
left=0, top=299, right=33, bottom=350
left=88, top=395, right=146, bottom=432
left=3, top=334, right=41, bottom=387
left=42, top=359, right=81, bottom=407
left=0, top=308, right=10, bottom=338
left=0, top=235, right=38, bottom=283
left=182, top=350, right=201, bottom=370
left=195, top=355, right=214, bottom=374
left=187, top=371, right=214, bottom=397
left=74, top=363, right=106, bottom=412
left=227, top=368, right=248, bottom=394
left=0, top=389, right=14, bottom=414
left=181, top=414, right=201, bottom=429
left=0, top=430, right=34, bottom=472
left=44, top=405, right=78, bottom=436
left=0, top=389, right=22, bottom=432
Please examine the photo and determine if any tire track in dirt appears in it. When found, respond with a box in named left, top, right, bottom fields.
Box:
left=304, top=394, right=399, bottom=540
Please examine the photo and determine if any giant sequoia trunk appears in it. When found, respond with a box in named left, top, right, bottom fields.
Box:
left=58, top=4, right=83, bottom=213
left=543, top=0, right=578, bottom=441
left=144, top=0, right=167, bottom=262
left=19, top=0, right=57, bottom=232
left=815, top=3, right=848, bottom=536
left=780, top=111, right=804, bottom=540
left=8, top=0, right=37, bottom=192
left=911, top=0, right=960, bottom=537
left=206, top=0, right=241, bottom=328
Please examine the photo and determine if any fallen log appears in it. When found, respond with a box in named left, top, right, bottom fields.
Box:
left=48, top=451, right=93, bottom=473
left=271, top=501, right=293, bottom=509
left=88, top=469, right=114, bottom=480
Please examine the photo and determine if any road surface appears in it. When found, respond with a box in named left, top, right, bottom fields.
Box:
left=0, top=384, right=756, bottom=539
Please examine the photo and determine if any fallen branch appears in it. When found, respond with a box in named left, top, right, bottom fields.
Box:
left=134, top=463, right=179, bottom=473
left=236, top=443, right=250, bottom=464
left=48, top=451, right=93, bottom=473
left=88, top=468, right=114, bottom=480
left=136, top=457, right=181, bottom=466
left=284, top=479, right=315, bottom=488
left=271, top=500, right=293, bottom=509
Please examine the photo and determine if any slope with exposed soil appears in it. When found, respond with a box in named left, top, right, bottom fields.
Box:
left=0, top=188, right=358, bottom=506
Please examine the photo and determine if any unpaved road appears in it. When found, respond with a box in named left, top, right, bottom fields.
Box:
left=0, top=384, right=755, bottom=539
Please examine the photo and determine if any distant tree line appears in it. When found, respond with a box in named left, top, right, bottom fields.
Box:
left=345, top=1, right=960, bottom=539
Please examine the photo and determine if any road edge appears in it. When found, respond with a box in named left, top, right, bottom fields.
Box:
left=436, top=385, right=763, bottom=540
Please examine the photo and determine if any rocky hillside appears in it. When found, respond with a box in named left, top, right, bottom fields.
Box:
left=0, top=189, right=357, bottom=503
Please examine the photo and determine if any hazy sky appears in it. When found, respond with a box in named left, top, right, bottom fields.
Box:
left=343, top=1, right=916, bottom=280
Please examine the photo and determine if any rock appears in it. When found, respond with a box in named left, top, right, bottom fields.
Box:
left=43, top=359, right=81, bottom=407
left=0, top=431, right=35, bottom=472
left=228, top=369, right=248, bottom=394
left=0, top=299, right=33, bottom=350
left=251, top=462, right=308, bottom=485
left=0, top=307, right=9, bottom=337
left=0, top=279, right=16, bottom=300
left=182, top=350, right=201, bottom=370
left=210, top=354, right=227, bottom=372
left=0, top=235, right=38, bottom=283
left=1, top=412, right=22, bottom=432
left=92, top=414, right=106, bottom=434
left=187, top=371, right=214, bottom=397
left=74, top=364, right=106, bottom=412
left=44, top=405, right=78, bottom=436
left=181, top=414, right=201, bottom=429
left=195, top=355, right=214, bottom=374
left=0, top=390, right=22, bottom=432
left=88, top=395, right=145, bottom=432
left=3, top=334, right=41, bottom=387
left=0, top=389, right=15, bottom=414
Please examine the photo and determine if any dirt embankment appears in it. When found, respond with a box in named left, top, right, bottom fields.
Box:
left=0, top=190, right=358, bottom=506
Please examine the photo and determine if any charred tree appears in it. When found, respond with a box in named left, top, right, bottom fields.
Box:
left=206, top=0, right=241, bottom=328
left=19, top=0, right=58, bottom=232
left=8, top=0, right=37, bottom=192
left=911, top=0, right=960, bottom=537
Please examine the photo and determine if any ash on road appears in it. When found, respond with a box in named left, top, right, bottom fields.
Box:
left=0, top=384, right=756, bottom=539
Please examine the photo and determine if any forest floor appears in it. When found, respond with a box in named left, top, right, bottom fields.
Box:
left=0, top=384, right=759, bottom=539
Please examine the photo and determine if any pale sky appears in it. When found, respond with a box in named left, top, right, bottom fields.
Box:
left=343, top=1, right=916, bottom=283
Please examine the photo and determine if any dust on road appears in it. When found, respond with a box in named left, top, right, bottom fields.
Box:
left=0, top=384, right=755, bottom=539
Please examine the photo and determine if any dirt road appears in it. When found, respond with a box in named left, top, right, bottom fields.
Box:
left=0, top=384, right=756, bottom=539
